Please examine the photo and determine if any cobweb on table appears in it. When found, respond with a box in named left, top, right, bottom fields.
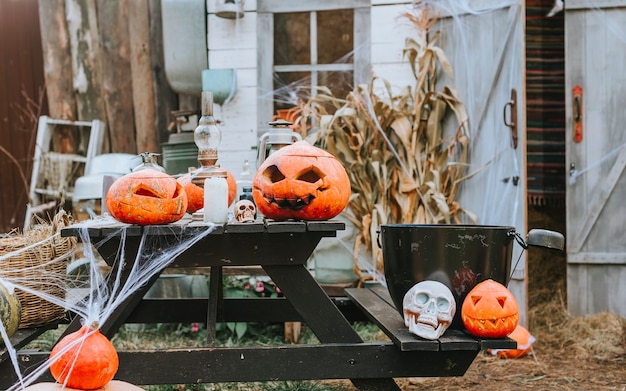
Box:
left=0, top=215, right=216, bottom=390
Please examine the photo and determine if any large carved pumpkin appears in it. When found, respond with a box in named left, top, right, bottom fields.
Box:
left=49, top=325, right=119, bottom=390
left=177, top=169, right=237, bottom=214
left=106, top=168, right=187, bottom=225
left=252, top=141, right=350, bottom=220
left=461, top=279, right=519, bottom=338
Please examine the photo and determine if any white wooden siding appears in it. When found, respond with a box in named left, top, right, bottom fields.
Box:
left=565, top=1, right=626, bottom=317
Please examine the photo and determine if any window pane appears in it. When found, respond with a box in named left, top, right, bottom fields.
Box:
left=319, top=70, right=354, bottom=100
left=273, top=71, right=310, bottom=111
left=318, top=9, right=353, bottom=64
left=274, top=12, right=310, bottom=66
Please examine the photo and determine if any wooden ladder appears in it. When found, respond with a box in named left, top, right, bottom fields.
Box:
left=24, top=116, right=105, bottom=230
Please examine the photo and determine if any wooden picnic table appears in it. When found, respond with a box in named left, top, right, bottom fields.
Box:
left=0, top=217, right=515, bottom=390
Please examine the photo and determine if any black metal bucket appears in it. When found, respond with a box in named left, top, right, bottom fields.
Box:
left=379, top=224, right=518, bottom=329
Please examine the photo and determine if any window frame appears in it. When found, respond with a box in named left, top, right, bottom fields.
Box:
left=256, top=0, right=371, bottom=132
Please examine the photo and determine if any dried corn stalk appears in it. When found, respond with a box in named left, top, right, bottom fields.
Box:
left=300, top=6, right=476, bottom=280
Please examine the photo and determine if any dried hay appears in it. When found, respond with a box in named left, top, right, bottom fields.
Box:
left=527, top=205, right=625, bottom=363
left=298, top=6, right=474, bottom=282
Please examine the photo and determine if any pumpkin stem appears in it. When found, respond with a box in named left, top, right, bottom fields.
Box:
left=83, top=319, right=100, bottom=331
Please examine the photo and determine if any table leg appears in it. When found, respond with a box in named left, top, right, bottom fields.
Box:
left=263, top=265, right=400, bottom=390
left=60, top=255, right=166, bottom=340
left=207, top=266, right=223, bottom=347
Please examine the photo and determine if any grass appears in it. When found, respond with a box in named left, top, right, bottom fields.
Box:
left=24, top=320, right=383, bottom=391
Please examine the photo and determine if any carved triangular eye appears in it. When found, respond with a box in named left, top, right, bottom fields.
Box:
left=296, top=168, right=323, bottom=183
left=496, top=296, right=507, bottom=308
left=471, top=295, right=482, bottom=306
left=263, top=165, right=286, bottom=183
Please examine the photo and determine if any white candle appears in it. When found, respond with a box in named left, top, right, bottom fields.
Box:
left=203, top=176, right=229, bottom=223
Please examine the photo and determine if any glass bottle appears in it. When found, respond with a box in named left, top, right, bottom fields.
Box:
left=193, top=91, right=229, bottom=224
left=236, top=159, right=253, bottom=197
left=132, top=152, right=166, bottom=172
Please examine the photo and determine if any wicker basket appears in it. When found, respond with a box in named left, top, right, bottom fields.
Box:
left=0, top=212, right=76, bottom=328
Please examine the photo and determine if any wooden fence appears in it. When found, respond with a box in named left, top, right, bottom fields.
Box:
left=0, top=0, right=195, bottom=232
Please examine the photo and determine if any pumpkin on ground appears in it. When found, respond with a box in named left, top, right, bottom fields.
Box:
left=49, top=325, right=119, bottom=390
left=461, top=279, right=519, bottom=338
left=177, top=169, right=237, bottom=214
left=0, top=280, right=21, bottom=340
left=23, top=380, right=143, bottom=391
left=252, top=141, right=351, bottom=220
left=106, top=168, right=187, bottom=225
left=489, top=324, right=535, bottom=359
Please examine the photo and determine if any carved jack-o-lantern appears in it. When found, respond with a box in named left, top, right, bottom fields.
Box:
left=252, top=141, right=350, bottom=221
left=177, top=170, right=237, bottom=213
left=106, top=168, right=188, bottom=225
left=461, top=279, right=519, bottom=338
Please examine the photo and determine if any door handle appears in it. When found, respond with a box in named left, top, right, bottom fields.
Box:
left=503, top=88, right=517, bottom=149
left=573, top=85, right=583, bottom=143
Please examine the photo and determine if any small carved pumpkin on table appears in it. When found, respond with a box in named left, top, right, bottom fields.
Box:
left=461, top=279, right=519, bottom=338
left=106, top=168, right=187, bottom=225
left=252, top=141, right=350, bottom=221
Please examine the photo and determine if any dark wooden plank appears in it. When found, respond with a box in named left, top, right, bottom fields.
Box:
left=60, top=225, right=99, bottom=238
left=184, top=221, right=225, bottom=235
left=264, top=219, right=307, bottom=233
left=206, top=266, right=222, bottom=346
left=126, top=297, right=301, bottom=323
left=92, top=231, right=325, bottom=268
left=125, top=297, right=367, bottom=324
left=438, top=329, right=479, bottom=351
left=346, top=288, right=439, bottom=351
left=224, top=221, right=266, bottom=233
left=3, top=344, right=478, bottom=387
left=369, top=284, right=398, bottom=309
left=477, top=335, right=517, bottom=351
left=0, top=324, right=59, bottom=363
left=306, top=220, right=345, bottom=232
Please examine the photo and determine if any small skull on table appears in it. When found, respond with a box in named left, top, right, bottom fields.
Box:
left=402, top=280, right=456, bottom=340
left=234, top=199, right=256, bottom=223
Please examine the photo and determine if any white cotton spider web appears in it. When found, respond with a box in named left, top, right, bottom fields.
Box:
left=0, top=215, right=217, bottom=390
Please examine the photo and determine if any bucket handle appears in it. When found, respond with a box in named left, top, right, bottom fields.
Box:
left=507, top=230, right=528, bottom=285
left=508, top=230, right=528, bottom=250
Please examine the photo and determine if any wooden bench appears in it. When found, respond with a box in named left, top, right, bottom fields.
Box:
left=346, top=285, right=516, bottom=353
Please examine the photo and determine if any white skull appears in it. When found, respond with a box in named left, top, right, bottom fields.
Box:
left=402, top=280, right=456, bottom=340
left=234, top=199, right=256, bottom=222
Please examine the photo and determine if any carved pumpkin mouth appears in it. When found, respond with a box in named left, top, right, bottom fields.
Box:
left=264, top=193, right=316, bottom=210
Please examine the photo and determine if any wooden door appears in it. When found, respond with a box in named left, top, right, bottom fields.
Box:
left=565, top=0, right=626, bottom=317
left=431, top=1, right=528, bottom=323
